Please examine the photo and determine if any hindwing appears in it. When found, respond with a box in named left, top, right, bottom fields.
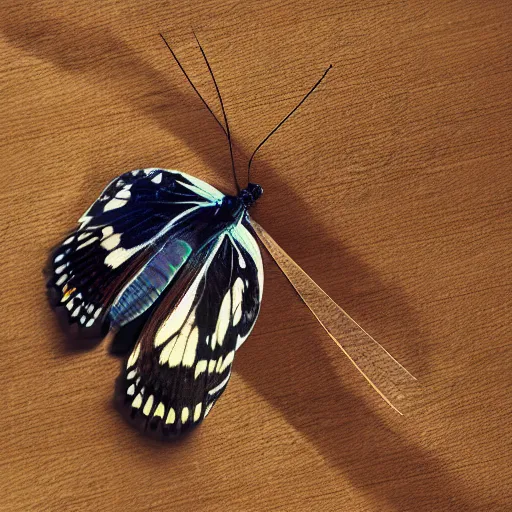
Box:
left=117, top=218, right=263, bottom=436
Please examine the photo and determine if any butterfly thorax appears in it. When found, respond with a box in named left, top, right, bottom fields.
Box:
left=214, top=183, right=263, bottom=223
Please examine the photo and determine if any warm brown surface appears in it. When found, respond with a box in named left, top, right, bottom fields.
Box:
left=1, top=1, right=511, bottom=511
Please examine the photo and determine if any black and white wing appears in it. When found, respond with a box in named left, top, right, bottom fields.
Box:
left=47, top=168, right=224, bottom=333
left=116, top=218, right=263, bottom=437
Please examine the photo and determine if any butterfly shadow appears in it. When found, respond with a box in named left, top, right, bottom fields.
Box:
left=0, top=13, right=479, bottom=511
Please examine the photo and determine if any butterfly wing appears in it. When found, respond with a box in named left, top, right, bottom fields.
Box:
left=47, top=168, right=224, bottom=332
left=116, top=217, right=263, bottom=436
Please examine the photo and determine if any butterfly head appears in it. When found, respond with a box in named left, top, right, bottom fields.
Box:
left=238, top=183, right=263, bottom=208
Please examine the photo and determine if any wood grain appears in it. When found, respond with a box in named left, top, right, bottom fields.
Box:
left=1, top=1, right=511, bottom=511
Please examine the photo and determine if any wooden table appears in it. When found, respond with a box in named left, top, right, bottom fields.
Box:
left=2, top=1, right=511, bottom=510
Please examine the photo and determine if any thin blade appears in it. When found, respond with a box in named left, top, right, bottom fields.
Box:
left=251, top=220, right=417, bottom=415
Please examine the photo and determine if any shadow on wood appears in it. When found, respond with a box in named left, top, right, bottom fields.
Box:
left=0, top=9, right=481, bottom=511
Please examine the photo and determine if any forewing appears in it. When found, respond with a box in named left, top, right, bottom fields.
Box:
left=116, top=217, right=263, bottom=437
left=47, top=168, right=223, bottom=332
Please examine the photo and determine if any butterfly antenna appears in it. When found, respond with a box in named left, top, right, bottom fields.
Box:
left=159, top=33, right=227, bottom=137
left=192, top=31, right=240, bottom=193
left=247, top=64, right=333, bottom=184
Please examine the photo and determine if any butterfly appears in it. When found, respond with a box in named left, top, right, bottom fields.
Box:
left=47, top=34, right=416, bottom=438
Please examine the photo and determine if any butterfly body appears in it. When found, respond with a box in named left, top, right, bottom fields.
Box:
left=48, top=168, right=264, bottom=437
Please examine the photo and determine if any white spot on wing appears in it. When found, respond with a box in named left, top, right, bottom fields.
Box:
left=76, top=237, right=98, bottom=251
left=104, top=247, right=137, bottom=269
left=143, top=395, right=154, bottom=416
left=231, top=278, right=244, bottom=326
left=101, top=233, right=121, bottom=251
left=182, top=327, right=199, bottom=367
left=151, top=173, right=162, bottom=184
left=116, top=189, right=131, bottom=199
left=154, top=402, right=165, bottom=418
left=220, top=351, right=235, bottom=373
left=165, top=408, right=176, bottom=424
left=232, top=307, right=242, bottom=326
left=195, top=360, right=208, bottom=379
left=56, top=274, right=68, bottom=287
left=132, top=393, right=143, bottom=409
left=215, top=291, right=231, bottom=346
left=127, top=344, right=141, bottom=369
left=165, top=407, right=176, bottom=425
left=193, top=403, right=202, bottom=422
left=101, top=226, right=114, bottom=239
left=181, top=407, right=189, bottom=423
left=229, top=235, right=247, bottom=269
left=104, top=198, right=127, bottom=212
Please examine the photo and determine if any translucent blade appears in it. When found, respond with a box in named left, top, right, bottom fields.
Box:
left=251, top=220, right=417, bottom=415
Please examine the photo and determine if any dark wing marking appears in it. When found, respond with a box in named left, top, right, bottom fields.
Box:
left=47, top=168, right=224, bottom=332
left=116, top=216, right=263, bottom=437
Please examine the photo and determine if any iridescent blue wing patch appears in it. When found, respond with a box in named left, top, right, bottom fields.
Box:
left=116, top=217, right=263, bottom=437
